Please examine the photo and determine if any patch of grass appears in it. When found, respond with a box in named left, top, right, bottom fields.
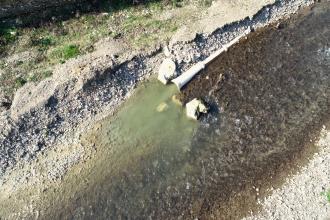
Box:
left=0, top=0, right=200, bottom=97
left=31, top=36, right=55, bottom=51
left=121, top=6, right=178, bottom=48
left=28, top=70, right=53, bottom=82
left=62, top=44, right=80, bottom=60
left=0, top=60, right=5, bottom=69
left=0, top=26, right=18, bottom=54
left=15, top=77, right=27, bottom=88
left=41, top=70, right=53, bottom=78
left=130, top=17, right=178, bottom=48
left=199, top=0, right=213, bottom=7
left=170, top=0, right=182, bottom=7
left=127, top=14, right=162, bottom=29
left=147, top=1, right=164, bottom=10
left=27, top=74, right=38, bottom=82
left=321, top=189, right=330, bottom=203
left=145, top=19, right=164, bottom=29
left=170, top=25, right=178, bottom=32
left=0, top=26, right=18, bottom=44
left=51, top=44, right=80, bottom=63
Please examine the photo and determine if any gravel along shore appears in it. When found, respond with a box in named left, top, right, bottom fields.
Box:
left=243, top=127, right=330, bottom=220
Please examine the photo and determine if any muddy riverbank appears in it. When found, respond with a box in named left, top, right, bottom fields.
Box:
left=0, top=1, right=329, bottom=219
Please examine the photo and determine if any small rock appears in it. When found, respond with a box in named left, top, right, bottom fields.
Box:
left=157, top=58, right=176, bottom=84
left=163, top=46, right=171, bottom=57
left=186, top=98, right=209, bottom=120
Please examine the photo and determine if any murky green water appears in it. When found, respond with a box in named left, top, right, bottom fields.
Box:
left=1, top=2, right=329, bottom=220
left=107, top=81, right=196, bottom=153
left=44, top=80, right=200, bottom=219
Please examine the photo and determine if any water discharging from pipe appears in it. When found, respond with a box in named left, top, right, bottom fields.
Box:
left=1, top=2, right=329, bottom=219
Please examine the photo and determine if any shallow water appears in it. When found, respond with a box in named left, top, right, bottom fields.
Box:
left=45, top=80, right=199, bottom=219
left=1, top=1, right=329, bottom=220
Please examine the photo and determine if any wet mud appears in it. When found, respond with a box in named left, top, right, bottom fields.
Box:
left=180, top=1, right=330, bottom=218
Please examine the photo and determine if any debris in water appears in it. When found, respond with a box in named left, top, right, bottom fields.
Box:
left=171, top=95, right=182, bottom=106
left=156, top=102, right=169, bottom=112
left=185, top=98, right=208, bottom=120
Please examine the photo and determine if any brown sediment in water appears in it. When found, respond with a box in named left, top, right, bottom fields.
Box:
left=180, top=1, right=330, bottom=219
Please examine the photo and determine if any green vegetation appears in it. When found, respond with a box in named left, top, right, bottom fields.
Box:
left=31, top=36, right=55, bottom=51
left=51, top=44, right=80, bottom=63
left=321, top=189, right=330, bottom=203
left=0, top=26, right=18, bottom=54
left=0, top=0, right=213, bottom=97
left=42, top=70, right=53, bottom=78
left=0, top=26, right=17, bottom=44
left=14, top=77, right=27, bottom=88
left=120, top=10, right=178, bottom=47
left=170, top=0, right=181, bottom=7
left=198, top=0, right=212, bottom=7
left=28, top=70, right=53, bottom=82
